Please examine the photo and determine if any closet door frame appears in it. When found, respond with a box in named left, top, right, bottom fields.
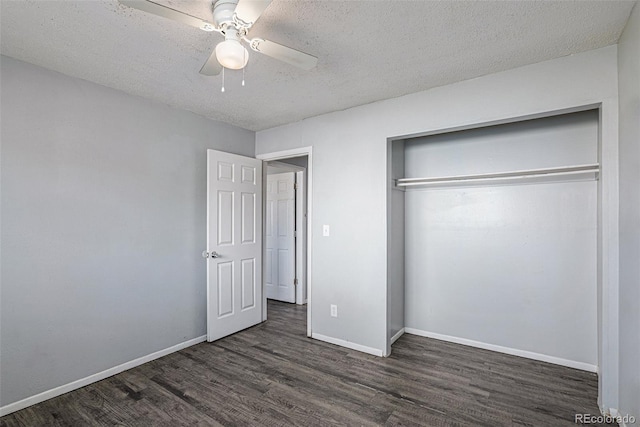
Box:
left=385, top=101, right=619, bottom=414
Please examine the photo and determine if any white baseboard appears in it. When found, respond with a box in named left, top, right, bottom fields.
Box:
left=403, top=328, right=597, bottom=372
left=390, top=328, right=405, bottom=345
left=312, top=333, right=384, bottom=357
left=602, top=408, right=637, bottom=426
left=0, top=335, right=207, bottom=417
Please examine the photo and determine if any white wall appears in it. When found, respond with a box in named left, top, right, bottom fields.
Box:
left=617, top=2, right=640, bottom=422
left=256, top=46, right=619, bottom=406
left=0, top=56, right=255, bottom=409
left=403, top=111, right=598, bottom=369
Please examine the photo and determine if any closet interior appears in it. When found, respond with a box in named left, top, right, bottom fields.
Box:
left=387, top=109, right=600, bottom=370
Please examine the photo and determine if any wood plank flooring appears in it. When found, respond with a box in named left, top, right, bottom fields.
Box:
left=2, top=301, right=609, bottom=426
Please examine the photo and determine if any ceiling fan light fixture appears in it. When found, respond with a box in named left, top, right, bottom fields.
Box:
left=215, top=39, right=248, bottom=70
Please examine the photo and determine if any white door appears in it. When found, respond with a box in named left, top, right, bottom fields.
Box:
left=206, top=149, right=262, bottom=341
left=265, top=172, right=296, bottom=303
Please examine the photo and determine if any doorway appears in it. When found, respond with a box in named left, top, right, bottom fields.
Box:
left=265, top=159, right=308, bottom=305
left=257, top=148, right=313, bottom=337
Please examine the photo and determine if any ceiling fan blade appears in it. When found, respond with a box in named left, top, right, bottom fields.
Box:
left=119, top=0, right=216, bottom=31
left=200, top=50, right=222, bottom=76
left=234, top=0, right=272, bottom=27
left=250, top=39, right=317, bottom=70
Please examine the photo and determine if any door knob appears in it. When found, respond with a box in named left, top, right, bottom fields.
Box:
left=202, top=251, right=221, bottom=259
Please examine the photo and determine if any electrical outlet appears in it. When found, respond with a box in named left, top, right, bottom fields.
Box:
left=323, top=224, right=330, bottom=237
left=330, top=304, right=338, bottom=317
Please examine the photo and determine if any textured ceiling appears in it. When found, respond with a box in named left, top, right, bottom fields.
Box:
left=1, top=0, right=635, bottom=131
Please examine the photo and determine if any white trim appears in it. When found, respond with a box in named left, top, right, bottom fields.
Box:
left=312, top=333, right=384, bottom=357
left=294, top=170, right=306, bottom=305
left=603, top=408, right=639, bottom=427
left=0, top=335, right=207, bottom=417
left=404, top=328, right=597, bottom=372
left=390, top=328, right=405, bottom=345
left=261, top=163, right=269, bottom=322
left=257, top=147, right=312, bottom=161
left=619, top=414, right=632, bottom=427
left=597, top=100, right=620, bottom=411
left=258, top=147, right=313, bottom=338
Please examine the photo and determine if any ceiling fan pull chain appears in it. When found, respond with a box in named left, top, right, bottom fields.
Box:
left=221, top=67, right=225, bottom=93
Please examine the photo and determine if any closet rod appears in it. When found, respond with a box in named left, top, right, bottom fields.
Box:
left=396, top=163, right=600, bottom=187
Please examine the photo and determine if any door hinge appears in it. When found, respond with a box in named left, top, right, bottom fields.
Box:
left=294, top=278, right=298, bottom=286
left=294, top=182, right=298, bottom=191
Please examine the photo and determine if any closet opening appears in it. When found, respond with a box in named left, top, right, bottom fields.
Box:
left=387, top=108, right=601, bottom=374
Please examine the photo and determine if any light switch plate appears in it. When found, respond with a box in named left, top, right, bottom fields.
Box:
left=323, top=225, right=330, bottom=237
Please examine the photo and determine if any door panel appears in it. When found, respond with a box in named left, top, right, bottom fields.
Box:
left=217, top=261, right=233, bottom=317
left=241, top=193, right=255, bottom=244
left=218, top=191, right=234, bottom=245
left=207, top=150, right=262, bottom=341
left=241, top=258, right=256, bottom=310
left=265, top=172, right=296, bottom=303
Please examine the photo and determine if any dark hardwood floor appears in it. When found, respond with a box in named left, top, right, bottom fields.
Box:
left=2, top=301, right=608, bottom=426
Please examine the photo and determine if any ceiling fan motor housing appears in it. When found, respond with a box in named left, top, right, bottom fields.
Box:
left=213, top=0, right=239, bottom=28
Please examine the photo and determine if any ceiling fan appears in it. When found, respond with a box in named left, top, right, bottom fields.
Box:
left=119, top=0, right=318, bottom=76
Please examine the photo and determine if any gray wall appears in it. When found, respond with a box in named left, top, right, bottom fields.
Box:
left=0, top=56, right=255, bottom=406
left=403, top=111, right=598, bottom=367
left=617, top=2, right=640, bottom=421
left=256, top=46, right=619, bottom=364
